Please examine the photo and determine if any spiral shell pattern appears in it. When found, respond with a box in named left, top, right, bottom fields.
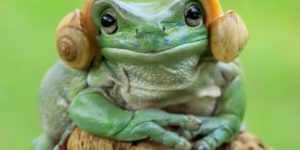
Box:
left=56, top=11, right=94, bottom=69
left=58, top=35, right=77, bottom=62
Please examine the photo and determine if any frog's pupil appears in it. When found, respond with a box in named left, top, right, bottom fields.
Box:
left=101, top=14, right=116, bottom=27
left=186, top=7, right=200, bottom=20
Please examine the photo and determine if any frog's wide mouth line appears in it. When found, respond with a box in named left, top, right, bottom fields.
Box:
left=101, top=40, right=208, bottom=63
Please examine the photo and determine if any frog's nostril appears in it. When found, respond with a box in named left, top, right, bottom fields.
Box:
left=136, top=23, right=166, bottom=34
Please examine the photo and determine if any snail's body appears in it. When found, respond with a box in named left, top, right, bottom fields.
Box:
left=34, top=0, right=248, bottom=150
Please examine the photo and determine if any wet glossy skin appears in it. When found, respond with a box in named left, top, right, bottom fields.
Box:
left=33, top=0, right=246, bottom=150
left=93, top=0, right=207, bottom=52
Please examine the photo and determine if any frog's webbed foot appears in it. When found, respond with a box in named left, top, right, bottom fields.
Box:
left=178, top=116, right=240, bottom=150
left=114, top=109, right=202, bottom=150
left=193, top=126, right=233, bottom=150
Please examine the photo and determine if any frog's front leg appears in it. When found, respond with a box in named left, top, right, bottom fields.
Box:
left=181, top=75, right=246, bottom=150
left=69, top=88, right=202, bottom=150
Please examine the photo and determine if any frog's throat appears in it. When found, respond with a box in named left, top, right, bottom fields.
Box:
left=101, top=39, right=208, bottom=63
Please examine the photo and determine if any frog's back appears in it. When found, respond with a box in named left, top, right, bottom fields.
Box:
left=39, top=61, right=87, bottom=142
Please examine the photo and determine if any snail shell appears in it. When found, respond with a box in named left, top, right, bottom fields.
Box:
left=200, top=0, right=223, bottom=26
left=56, top=10, right=94, bottom=69
left=210, top=11, right=249, bottom=63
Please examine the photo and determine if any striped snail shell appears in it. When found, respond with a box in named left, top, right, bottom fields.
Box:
left=56, top=10, right=94, bottom=69
left=210, top=11, right=248, bottom=63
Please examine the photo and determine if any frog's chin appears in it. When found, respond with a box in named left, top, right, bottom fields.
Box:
left=101, top=40, right=208, bottom=63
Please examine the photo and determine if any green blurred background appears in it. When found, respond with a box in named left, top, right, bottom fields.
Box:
left=0, top=0, right=299, bottom=149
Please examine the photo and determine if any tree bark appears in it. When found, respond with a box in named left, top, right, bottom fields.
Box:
left=66, top=128, right=274, bottom=150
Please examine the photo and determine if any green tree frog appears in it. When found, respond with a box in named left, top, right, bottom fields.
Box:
left=33, top=0, right=248, bottom=149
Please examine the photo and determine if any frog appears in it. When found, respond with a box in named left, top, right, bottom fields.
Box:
left=33, top=0, right=248, bottom=150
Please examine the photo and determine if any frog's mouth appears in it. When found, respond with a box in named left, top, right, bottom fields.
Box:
left=101, top=40, right=208, bottom=63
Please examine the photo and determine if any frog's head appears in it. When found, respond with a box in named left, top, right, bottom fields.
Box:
left=56, top=0, right=248, bottom=69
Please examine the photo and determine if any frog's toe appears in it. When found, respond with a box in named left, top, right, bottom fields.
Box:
left=166, top=114, right=202, bottom=131
left=157, top=127, right=191, bottom=150
left=177, top=128, right=193, bottom=140
left=174, top=137, right=191, bottom=150
left=194, top=141, right=212, bottom=150
left=186, top=115, right=202, bottom=131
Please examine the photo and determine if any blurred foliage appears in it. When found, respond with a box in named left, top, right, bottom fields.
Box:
left=0, top=0, right=299, bottom=149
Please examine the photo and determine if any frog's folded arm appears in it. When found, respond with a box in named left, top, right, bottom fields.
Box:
left=68, top=88, right=203, bottom=150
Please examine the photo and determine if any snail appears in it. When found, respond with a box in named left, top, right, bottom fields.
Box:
left=55, top=0, right=248, bottom=69
left=201, top=0, right=249, bottom=63
left=55, top=0, right=98, bottom=69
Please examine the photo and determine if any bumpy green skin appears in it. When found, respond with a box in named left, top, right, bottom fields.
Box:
left=33, top=0, right=246, bottom=150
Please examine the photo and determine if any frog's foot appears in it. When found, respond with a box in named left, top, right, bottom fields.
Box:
left=193, top=127, right=231, bottom=150
left=178, top=117, right=239, bottom=150
left=194, top=124, right=235, bottom=150
left=32, top=134, right=54, bottom=150
left=114, top=109, right=202, bottom=150
left=134, top=121, right=191, bottom=150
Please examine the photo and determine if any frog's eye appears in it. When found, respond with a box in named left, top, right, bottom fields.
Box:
left=100, top=11, right=117, bottom=34
left=185, top=6, right=203, bottom=27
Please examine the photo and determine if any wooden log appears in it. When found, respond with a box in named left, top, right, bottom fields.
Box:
left=66, top=128, right=274, bottom=150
